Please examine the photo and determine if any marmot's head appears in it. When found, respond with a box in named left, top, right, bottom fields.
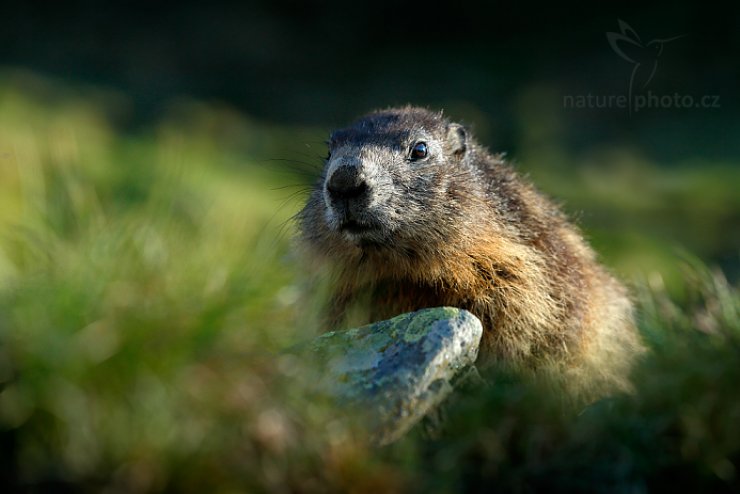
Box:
left=299, top=107, right=484, bottom=262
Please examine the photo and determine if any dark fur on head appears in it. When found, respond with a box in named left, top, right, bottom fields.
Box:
left=297, top=106, right=642, bottom=399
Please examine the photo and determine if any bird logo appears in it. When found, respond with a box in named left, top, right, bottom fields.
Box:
left=607, top=19, right=685, bottom=112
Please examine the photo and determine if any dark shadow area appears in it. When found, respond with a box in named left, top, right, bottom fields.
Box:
left=2, top=1, right=738, bottom=153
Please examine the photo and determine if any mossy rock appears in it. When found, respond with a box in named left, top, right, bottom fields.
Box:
left=295, top=307, right=483, bottom=444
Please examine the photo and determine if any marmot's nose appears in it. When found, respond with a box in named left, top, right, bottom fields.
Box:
left=326, top=165, right=369, bottom=203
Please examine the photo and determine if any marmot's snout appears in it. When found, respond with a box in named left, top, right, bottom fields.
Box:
left=326, top=165, right=370, bottom=209
left=323, top=160, right=382, bottom=236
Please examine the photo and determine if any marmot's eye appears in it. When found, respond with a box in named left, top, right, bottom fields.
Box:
left=410, top=142, right=428, bottom=160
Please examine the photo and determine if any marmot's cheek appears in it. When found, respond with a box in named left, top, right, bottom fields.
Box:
left=323, top=207, right=341, bottom=232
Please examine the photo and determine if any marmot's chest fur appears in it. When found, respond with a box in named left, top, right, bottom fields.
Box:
left=298, top=106, right=641, bottom=398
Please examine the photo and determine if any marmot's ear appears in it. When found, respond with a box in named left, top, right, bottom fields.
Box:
left=446, top=123, right=467, bottom=157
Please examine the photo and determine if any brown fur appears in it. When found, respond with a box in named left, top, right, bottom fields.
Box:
left=297, top=107, right=642, bottom=399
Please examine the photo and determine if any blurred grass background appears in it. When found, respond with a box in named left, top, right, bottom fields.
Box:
left=0, top=1, right=739, bottom=491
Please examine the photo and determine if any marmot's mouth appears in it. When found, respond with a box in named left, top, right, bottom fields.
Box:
left=339, top=220, right=378, bottom=235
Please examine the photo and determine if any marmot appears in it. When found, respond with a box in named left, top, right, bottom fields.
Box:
left=297, top=106, right=642, bottom=398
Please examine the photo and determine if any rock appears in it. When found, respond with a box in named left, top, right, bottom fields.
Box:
left=294, top=307, right=483, bottom=445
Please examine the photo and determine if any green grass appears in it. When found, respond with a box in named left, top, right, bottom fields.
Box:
left=407, top=263, right=740, bottom=493
left=0, top=70, right=739, bottom=492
